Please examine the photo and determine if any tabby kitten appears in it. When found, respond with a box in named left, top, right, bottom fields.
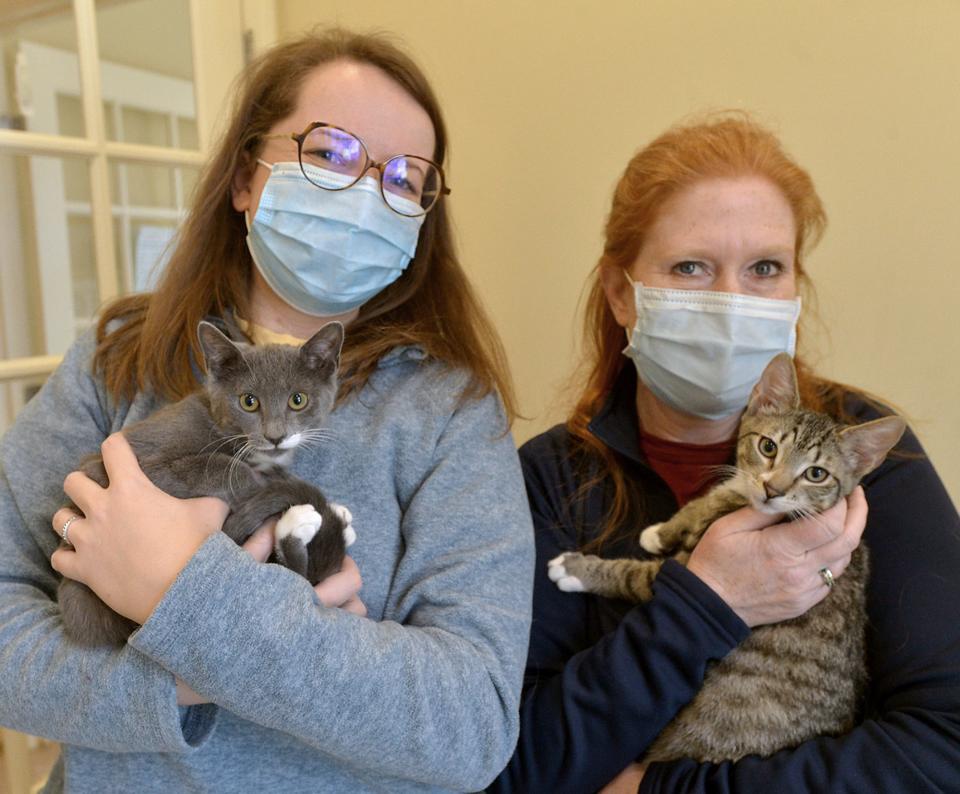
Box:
left=548, top=353, right=905, bottom=763
left=58, top=320, right=355, bottom=647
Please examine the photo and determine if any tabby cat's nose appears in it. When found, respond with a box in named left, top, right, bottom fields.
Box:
left=265, top=434, right=284, bottom=446
left=764, top=482, right=784, bottom=499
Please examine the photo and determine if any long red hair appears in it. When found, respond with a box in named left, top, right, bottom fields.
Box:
left=570, top=113, right=852, bottom=548
left=94, top=28, right=516, bottom=419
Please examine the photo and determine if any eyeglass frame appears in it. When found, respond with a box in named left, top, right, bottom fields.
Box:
left=260, top=121, right=451, bottom=217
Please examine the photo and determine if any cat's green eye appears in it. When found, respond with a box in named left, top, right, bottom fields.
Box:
left=758, top=437, right=778, bottom=458
left=288, top=392, right=309, bottom=411
left=239, top=393, right=260, bottom=412
left=804, top=466, right=829, bottom=483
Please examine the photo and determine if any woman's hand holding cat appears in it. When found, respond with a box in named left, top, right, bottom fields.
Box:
left=242, top=520, right=367, bottom=617
left=687, top=486, right=867, bottom=627
left=314, top=556, right=367, bottom=616
left=50, top=433, right=229, bottom=625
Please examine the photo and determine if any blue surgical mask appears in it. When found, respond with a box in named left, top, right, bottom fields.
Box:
left=623, top=276, right=802, bottom=420
left=246, top=160, right=425, bottom=317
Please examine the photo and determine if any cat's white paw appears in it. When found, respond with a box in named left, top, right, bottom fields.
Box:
left=639, top=522, right=665, bottom=554
left=276, top=504, right=322, bottom=545
left=330, top=502, right=356, bottom=547
left=547, top=553, right=585, bottom=592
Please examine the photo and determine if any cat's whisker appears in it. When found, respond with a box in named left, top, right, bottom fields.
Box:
left=299, top=427, right=337, bottom=440
left=202, top=434, right=250, bottom=481
left=787, top=504, right=834, bottom=535
left=708, top=463, right=743, bottom=478
left=297, top=432, right=337, bottom=445
left=295, top=428, right=340, bottom=452
left=199, top=433, right=248, bottom=456
left=701, top=464, right=744, bottom=488
left=226, top=441, right=255, bottom=496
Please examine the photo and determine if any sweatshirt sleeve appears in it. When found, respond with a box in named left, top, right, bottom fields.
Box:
left=491, top=435, right=749, bottom=793
left=127, top=387, right=535, bottom=792
left=0, top=333, right=212, bottom=753
left=641, top=427, right=960, bottom=793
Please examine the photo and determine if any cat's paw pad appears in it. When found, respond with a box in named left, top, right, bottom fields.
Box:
left=276, top=504, right=322, bottom=545
left=547, top=553, right=586, bottom=592
left=639, top=523, right=665, bottom=554
left=330, top=502, right=356, bottom=547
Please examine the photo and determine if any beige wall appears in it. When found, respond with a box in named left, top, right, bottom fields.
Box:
left=278, top=0, right=960, bottom=505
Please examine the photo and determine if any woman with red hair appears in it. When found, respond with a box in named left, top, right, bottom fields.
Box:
left=492, top=115, right=960, bottom=792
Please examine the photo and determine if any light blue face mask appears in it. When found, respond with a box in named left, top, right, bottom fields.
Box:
left=246, top=160, right=425, bottom=317
left=623, top=276, right=802, bottom=420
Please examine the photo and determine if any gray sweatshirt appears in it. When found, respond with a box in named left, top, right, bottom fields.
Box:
left=0, top=330, right=534, bottom=793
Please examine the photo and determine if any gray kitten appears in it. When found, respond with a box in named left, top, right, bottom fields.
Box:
left=549, top=353, right=905, bottom=763
left=57, top=320, right=355, bottom=647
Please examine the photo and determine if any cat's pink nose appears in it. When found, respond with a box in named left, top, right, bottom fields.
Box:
left=764, top=482, right=784, bottom=500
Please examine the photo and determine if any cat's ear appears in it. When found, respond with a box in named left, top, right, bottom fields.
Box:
left=300, top=321, right=344, bottom=372
left=839, top=415, right=906, bottom=480
left=745, top=353, right=799, bottom=416
left=197, top=321, right=245, bottom=380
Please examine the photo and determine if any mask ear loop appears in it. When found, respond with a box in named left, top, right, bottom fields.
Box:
left=238, top=159, right=275, bottom=231
left=621, top=268, right=641, bottom=346
left=242, top=160, right=277, bottom=230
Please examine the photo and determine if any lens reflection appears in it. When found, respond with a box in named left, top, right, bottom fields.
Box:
left=297, top=124, right=444, bottom=216
left=301, top=126, right=364, bottom=175
left=382, top=156, right=442, bottom=215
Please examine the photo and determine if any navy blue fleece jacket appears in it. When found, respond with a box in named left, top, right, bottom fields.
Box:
left=493, top=365, right=960, bottom=793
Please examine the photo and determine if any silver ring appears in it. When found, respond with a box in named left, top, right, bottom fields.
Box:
left=60, top=514, right=81, bottom=546
left=818, top=566, right=835, bottom=589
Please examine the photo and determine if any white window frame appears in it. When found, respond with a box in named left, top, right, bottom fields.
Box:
left=0, top=0, right=267, bottom=384
left=18, top=39, right=198, bottom=351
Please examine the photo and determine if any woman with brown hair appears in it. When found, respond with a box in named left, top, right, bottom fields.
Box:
left=0, top=29, right=533, bottom=792
left=492, top=115, right=960, bottom=791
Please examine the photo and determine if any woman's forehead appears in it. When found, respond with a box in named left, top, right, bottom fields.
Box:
left=277, top=60, right=436, bottom=161
left=647, top=177, right=796, bottom=250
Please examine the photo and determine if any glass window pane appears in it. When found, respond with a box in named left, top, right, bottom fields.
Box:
left=103, top=99, right=118, bottom=139
left=120, top=105, right=171, bottom=147
left=58, top=95, right=90, bottom=203
left=0, top=152, right=98, bottom=358
left=0, top=2, right=84, bottom=137
left=177, top=116, right=198, bottom=150
left=180, top=164, right=199, bottom=203
left=110, top=160, right=175, bottom=208
left=68, top=215, right=99, bottom=320
left=96, top=0, right=197, bottom=149
left=109, top=162, right=198, bottom=295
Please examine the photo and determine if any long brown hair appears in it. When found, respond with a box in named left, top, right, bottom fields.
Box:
left=571, top=113, right=854, bottom=548
left=94, top=28, right=516, bottom=419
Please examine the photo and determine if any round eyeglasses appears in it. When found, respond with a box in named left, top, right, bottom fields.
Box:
left=264, top=122, right=450, bottom=217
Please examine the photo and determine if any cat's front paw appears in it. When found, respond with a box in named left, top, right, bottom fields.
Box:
left=330, top=502, right=356, bottom=547
left=547, top=553, right=588, bottom=592
left=639, top=522, right=666, bottom=554
left=276, top=504, right=322, bottom=545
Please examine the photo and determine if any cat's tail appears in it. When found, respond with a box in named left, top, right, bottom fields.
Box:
left=57, top=576, right=137, bottom=647
left=223, top=478, right=347, bottom=586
